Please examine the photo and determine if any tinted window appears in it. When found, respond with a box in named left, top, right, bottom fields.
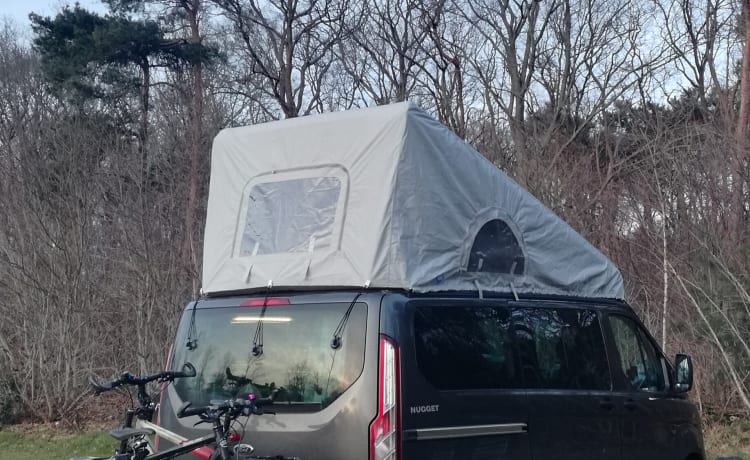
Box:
left=467, top=219, right=525, bottom=275
left=239, top=177, right=341, bottom=256
left=171, top=302, right=366, bottom=412
left=609, top=315, right=665, bottom=392
left=415, top=306, right=521, bottom=390
left=414, top=305, right=610, bottom=391
left=514, top=308, right=610, bottom=390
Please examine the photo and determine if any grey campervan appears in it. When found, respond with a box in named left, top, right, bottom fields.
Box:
left=155, top=103, right=704, bottom=460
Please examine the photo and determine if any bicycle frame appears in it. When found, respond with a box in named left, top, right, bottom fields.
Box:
left=136, top=419, right=216, bottom=460
left=115, top=385, right=217, bottom=460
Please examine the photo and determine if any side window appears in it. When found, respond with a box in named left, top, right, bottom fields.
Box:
left=413, top=305, right=610, bottom=391
left=609, top=315, right=665, bottom=392
left=514, top=308, right=611, bottom=391
left=414, top=305, right=521, bottom=390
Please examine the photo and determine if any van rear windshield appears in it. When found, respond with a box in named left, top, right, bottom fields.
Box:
left=171, top=302, right=367, bottom=412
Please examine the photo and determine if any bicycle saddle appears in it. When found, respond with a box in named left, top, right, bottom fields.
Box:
left=108, top=427, right=155, bottom=441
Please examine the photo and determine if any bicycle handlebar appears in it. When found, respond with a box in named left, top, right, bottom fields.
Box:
left=89, top=362, right=196, bottom=394
left=177, top=394, right=275, bottom=420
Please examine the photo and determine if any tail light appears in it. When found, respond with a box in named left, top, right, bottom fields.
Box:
left=370, top=335, right=401, bottom=460
left=240, top=297, right=290, bottom=307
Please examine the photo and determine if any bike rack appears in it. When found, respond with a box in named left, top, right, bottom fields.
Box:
left=136, top=419, right=188, bottom=445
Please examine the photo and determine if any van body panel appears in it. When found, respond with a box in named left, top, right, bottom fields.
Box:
left=600, top=312, right=705, bottom=460
left=159, top=370, right=374, bottom=459
left=525, top=389, right=621, bottom=460
left=157, top=291, right=704, bottom=460
left=615, top=390, right=703, bottom=460
left=391, top=296, right=533, bottom=460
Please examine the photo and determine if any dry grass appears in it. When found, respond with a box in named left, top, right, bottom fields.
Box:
left=704, top=413, right=750, bottom=460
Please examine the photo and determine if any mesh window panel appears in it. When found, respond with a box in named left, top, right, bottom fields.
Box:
left=467, top=219, right=525, bottom=274
left=239, top=177, right=341, bottom=256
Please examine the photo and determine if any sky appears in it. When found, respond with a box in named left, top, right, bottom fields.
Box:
left=2, top=0, right=106, bottom=29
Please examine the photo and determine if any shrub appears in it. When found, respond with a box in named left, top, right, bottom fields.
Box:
left=0, top=377, right=22, bottom=425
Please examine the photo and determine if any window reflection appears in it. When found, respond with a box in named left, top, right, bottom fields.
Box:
left=172, top=303, right=366, bottom=412
left=415, top=306, right=610, bottom=391
left=609, top=315, right=665, bottom=392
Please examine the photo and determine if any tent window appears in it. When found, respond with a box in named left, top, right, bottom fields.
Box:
left=467, top=219, right=525, bottom=275
left=239, top=177, right=341, bottom=256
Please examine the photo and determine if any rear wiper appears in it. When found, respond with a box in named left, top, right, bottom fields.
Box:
left=330, top=292, right=362, bottom=349
left=185, top=301, right=199, bottom=350
left=252, top=293, right=270, bottom=356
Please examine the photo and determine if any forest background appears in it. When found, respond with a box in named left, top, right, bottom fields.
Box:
left=0, top=0, right=748, bottom=452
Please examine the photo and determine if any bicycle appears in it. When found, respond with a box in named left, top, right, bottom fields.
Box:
left=74, top=363, right=298, bottom=460
left=174, top=397, right=299, bottom=460
left=73, top=362, right=196, bottom=460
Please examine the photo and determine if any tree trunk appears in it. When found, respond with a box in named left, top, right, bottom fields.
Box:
left=139, top=59, right=151, bottom=189
left=181, top=0, right=205, bottom=287
left=733, top=0, right=750, bottom=240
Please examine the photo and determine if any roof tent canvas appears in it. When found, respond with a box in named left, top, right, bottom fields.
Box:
left=202, top=102, right=624, bottom=299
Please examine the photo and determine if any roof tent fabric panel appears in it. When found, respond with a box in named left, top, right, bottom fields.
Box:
left=393, top=106, right=624, bottom=298
left=202, top=104, right=407, bottom=294
left=202, top=102, right=624, bottom=300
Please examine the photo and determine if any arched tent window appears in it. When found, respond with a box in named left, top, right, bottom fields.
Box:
left=467, top=219, right=525, bottom=275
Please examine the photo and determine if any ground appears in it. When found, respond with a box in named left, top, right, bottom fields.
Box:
left=704, top=415, right=750, bottom=460
left=0, top=419, right=747, bottom=460
left=0, top=428, right=111, bottom=460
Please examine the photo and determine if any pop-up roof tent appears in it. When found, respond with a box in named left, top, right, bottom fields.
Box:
left=202, top=102, right=624, bottom=299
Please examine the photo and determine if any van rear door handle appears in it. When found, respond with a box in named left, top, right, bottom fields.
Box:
left=599, top=398, right=614, bottom=411
left=623, top=399, right=637, bottom=411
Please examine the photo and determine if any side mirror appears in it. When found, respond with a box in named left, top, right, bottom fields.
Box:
left=673, top=354, right=693, bottom=393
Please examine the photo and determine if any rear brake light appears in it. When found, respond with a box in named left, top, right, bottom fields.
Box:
left=370, top=336, right=401, bottom=460
left=240, top=297, right=290, bottom=307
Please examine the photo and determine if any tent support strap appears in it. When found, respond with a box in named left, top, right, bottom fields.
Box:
left=473, top=280, right=484, bottom=300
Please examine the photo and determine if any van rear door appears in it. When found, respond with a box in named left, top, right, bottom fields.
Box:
left=400, top=300, right=532, bottom=460
left=159, top=293, right=380, bottom=460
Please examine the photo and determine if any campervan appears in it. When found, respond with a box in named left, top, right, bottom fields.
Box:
left=156, top=103, right=705, bottom=460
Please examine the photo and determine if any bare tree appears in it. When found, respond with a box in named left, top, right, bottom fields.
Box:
left=212, top=0, right=350, bottom=118
left=179, top=0, right=209, bottom=289
left=337, top=0, right=427, bottom=105
left=734, top=0, right=750, bottom=241
left=654, top=0, right=734, bottom=107
left=460, top=0, right=558, bottom=185
left=414, top=0, right=476, bottom=138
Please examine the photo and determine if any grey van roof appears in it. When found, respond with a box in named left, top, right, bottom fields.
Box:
left=202, top=102, right=624, bottom=300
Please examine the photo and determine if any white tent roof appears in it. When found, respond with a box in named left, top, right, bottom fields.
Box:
left=202, top=102, right=624, bottom=299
